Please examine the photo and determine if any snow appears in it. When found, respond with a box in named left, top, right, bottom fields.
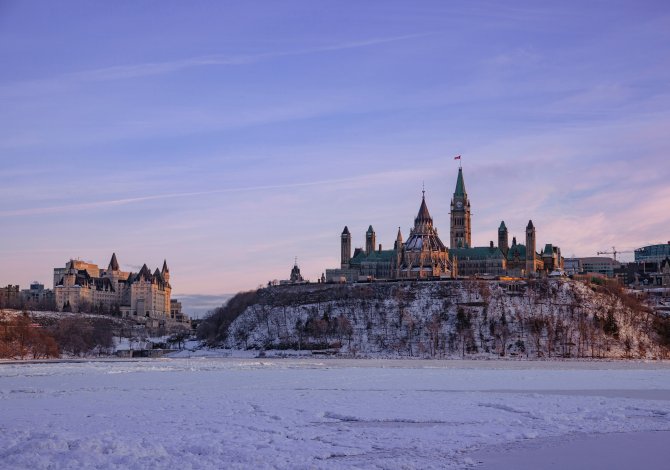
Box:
left=1, top=359, right=669, bottom=469
left=221, top=280, right=665, bottom=359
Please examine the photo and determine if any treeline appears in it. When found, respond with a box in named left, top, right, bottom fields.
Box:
left=0, top=297, right=56, bottom=313
left=197, top=290, right=261, bottom=345
left=0, top=313, right=58, bottom=359
left=0, top=311, right=117, bottom=359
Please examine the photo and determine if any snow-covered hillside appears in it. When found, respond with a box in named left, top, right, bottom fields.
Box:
left=203, top=279, right=668, bottom=359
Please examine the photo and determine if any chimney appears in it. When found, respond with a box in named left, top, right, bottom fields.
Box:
left=378, top=244, right=382, bottom=252
left=490, top=241, right=494, bottom=248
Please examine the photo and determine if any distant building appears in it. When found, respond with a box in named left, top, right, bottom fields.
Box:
left=170, top=299, right=191, bottom=325
left=446, top=168, right=563, bottom=278
left=635, top=243, right=670, bottom=267
left=0, top=285, right=20, bottom=308
left=53, top=254, right=183, bottom=327
left=324, top=166, right=564, bottom=281
left=20, top=282, right=54, bottom=308
left=450, top=242, right=506, bottom=277
left=326, top=191, right=455, bottom=282
left=53, top=260, right=100, bottom=289
left=564, top=258, right=581, bottom=276
left=614, top=257, right=670, bottom=288
left=279, top=259, right=307, bottom=285
left=578, top=257, right=620, bottom=277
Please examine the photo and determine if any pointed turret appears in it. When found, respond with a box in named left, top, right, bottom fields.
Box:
left=365, top=225, right=376, bottom=255
left=498, top=221, right=509, bottom=257
left=394, top=226, right=404, bottom=252
left=454, top=167, right=466, bottom=197
left=526, top=220, right=537, bottom=276
left=108, top=253, right=120, bottom=272
left=138, top=264, right=152, bottom=281
left=341, top=226, right=352, bottom=269
left=415, top=193, right=433, bottom=225
left=160, top=259, right=170, bottom=284
left=290, top=258, right=303, bottom=283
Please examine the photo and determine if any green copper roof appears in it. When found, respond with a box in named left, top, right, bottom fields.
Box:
left=366, top=225, right=374, bottom=234
left=507, top=244, right=527, bottom=261
left=498, top=221, right=507, bottom=231
left=454, top=168, right=466, bottom=197
left=349, top=249, right=396, bottom=266
left=450, top=246, right=505, bottom=260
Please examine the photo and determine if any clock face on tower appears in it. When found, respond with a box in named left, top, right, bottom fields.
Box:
left=456, top=201, right=463, bottom=209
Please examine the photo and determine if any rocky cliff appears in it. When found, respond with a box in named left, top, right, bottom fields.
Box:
left=198, top=279, right=670, bottom=359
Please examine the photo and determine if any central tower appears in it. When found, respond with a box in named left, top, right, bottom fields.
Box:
left=450, top=166, right=472, bottom=249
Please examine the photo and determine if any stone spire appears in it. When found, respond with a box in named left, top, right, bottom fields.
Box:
left=161, top=259, right=170, bottom=283
left=108, top=253, right=120, bottom=271
left=454, top=167, right=467, bottom=197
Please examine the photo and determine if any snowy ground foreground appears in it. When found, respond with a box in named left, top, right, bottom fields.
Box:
left=1, top=359, right=669, bottom=469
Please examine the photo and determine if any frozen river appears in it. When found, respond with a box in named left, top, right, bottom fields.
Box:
left=1, top=358, right=669, bottom=469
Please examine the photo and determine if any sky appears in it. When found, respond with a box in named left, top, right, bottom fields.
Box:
left=1, top=0, right=669, bottom=298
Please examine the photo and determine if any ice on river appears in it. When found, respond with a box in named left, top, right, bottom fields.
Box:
left=1, top=358, right=669, bottom=469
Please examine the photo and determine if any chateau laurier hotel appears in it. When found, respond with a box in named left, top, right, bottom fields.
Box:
left=53, top=254, right=179, bottom=326
left=325, top=166, right=564, bottom=282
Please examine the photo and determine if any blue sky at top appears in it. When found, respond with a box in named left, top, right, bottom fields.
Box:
left=1, top=1, right=669, bottom=294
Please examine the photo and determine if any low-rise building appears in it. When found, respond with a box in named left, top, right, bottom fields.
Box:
left=0, top=285, right=20, bottom=308
left=579, top=257, right=620, bottom=277
left=20, top=282, right=54, bottom=309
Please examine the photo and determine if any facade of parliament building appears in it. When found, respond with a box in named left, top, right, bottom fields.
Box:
left=325, top=166, right=564, bottom=282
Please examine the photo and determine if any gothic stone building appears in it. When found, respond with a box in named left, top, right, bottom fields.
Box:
left=54, top=253, right=174, bottom=325
left=448, top=167, right=563, bottom=277
left=326, top=193, right=455, bottom=282
left=325, top=165, right=563, bottom=281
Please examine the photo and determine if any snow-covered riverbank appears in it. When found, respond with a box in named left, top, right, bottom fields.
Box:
left=1, top=359, right=669, bottom=469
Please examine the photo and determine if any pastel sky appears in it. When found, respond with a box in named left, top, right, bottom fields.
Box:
left=1, top=1, right=669, bottom=296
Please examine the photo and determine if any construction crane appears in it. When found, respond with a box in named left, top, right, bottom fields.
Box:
left=596, top=246, right=634, bottom=261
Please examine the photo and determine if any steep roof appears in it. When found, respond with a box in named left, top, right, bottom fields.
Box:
left=454, top=167, right=466, bottom=197
left=108, top=253, right=120, bottom=271
left=162, top=259, right=169, bottom=274
left=366, top=225, right=375, bottom=234
left=450, top=246, right=505, bottom=260
left=415, top=195, right=432, bottom=224
left=342, top=226, right=350, bottom=235
left=527, top=220, right=535, bottom=230
left=137, top=264, right=152, bottom=281
left=499, top=221, right=507, bottom=231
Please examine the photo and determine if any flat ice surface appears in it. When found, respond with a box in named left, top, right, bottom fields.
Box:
left=1, top=359, right=669, bottom=469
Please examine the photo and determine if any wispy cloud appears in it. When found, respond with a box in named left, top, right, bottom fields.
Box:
left=0, top=32, right=438, bottom=97
left=0, top=168, right=425, bottom=218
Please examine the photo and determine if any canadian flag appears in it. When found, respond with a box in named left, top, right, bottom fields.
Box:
left=454, top=155, right=461, bottom=160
